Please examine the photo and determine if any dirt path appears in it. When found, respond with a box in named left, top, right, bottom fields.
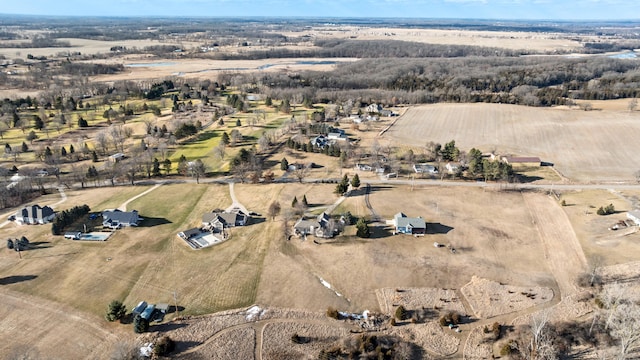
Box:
left=522, top=191, right=588, bottom=297
left=51, top=186, right=68, bottom=208
left=0, top=288, right=124, bottom=359
left=364, top=183, right=381, bottom=223
left=225, top=182, right=250, bottom=214
left=117, top=183, right=161, bottom=211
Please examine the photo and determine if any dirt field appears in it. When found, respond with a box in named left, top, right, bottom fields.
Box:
left=90, top=57, right=358, bottom=82
left=0, top=288, right=126, bottom=359
left=278, top=27, right=584, bottom=53
left=384, top=103, right=640, bottom=182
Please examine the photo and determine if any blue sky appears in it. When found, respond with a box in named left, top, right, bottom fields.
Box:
left=2, top=0, right=639, bottom=20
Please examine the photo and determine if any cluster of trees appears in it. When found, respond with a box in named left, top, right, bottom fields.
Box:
left=105, top=300, right=126, bottom=322
left=173, top=122, right=201, bottom=139
left=144, top=80, right=175, bottom=100
left=466, top=148, right=514, bottom=181
left=597, top=203, right=616, bottom=215
left=226, top=93, right=245, bottom=112
left=51, top=204, right=90, bottom=235
left=286, top=137, right=342, bottom=157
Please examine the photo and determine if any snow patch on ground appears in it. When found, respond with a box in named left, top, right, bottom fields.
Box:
left=318, top=277, right=345, bottom=299
left=245, top=305, right=261, bottom=321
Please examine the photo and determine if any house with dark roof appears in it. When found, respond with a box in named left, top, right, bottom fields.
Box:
left=102, top=209, right=140, bottom=229
left=178, top=227, right=202, bottom=240
left=392, top=212, right=426, bottom=236
left=14, top=204, right=55, bottom=225
left=202, top=210, right=249, bottom=232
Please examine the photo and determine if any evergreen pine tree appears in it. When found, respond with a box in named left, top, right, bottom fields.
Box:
left=280, top=157, right=289, bottom=171
left=356, top=217, right=371, bottom=238
left=351, top=173, right=361, bottom=189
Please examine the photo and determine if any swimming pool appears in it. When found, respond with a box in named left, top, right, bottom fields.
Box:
left=78, top=232, right=112, bottom=241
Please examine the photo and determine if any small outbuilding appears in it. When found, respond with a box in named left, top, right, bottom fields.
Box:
left=132, top=301, right=148, bottom=316
left=502, top=156, right=541, bottom=167
left=626, top=210, right=640, bottom=226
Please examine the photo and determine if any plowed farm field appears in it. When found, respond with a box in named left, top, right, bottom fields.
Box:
left=384, top=103, right=640, bottom=182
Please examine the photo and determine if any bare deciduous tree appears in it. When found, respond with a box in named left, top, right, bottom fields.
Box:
left=292, top=166, right=309, bottom=183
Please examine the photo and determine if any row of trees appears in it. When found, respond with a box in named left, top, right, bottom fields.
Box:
left=246, top=56, right=640, bottom=107
left=51, top=204, right=91, bottom=235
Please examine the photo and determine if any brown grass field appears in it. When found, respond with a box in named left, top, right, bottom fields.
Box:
left=384, top=103, right=640, bottom=182
left=4, top=178, right=640, bottom=357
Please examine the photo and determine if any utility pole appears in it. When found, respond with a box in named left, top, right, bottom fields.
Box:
left=173, top=291, right=179, bottom=317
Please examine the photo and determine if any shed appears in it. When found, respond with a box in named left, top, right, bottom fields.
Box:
left=132, top=301, right=147, bottom=315
left=156, top=303, right=170, bottom=314
left=140, top=304, right=156, bottom=320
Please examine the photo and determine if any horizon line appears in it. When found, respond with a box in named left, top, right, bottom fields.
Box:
left=1, top=13, right=639, bottom=23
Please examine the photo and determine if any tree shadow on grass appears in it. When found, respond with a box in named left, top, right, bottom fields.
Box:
left=151, top=322, right=189, bottom=332
left=369, top=224, right=393, bottom=239
left=0, top=275, right=38, bottom=285
left=14, top=242, right=52, bottom=251
left=139, top=217, right=172, bottom=228
left=173, top=341, right=201, bottom=354
left=515, top=174, right=544, bottom=183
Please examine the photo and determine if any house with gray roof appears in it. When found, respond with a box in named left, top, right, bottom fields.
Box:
left=392, top=212, right=426, bottom=236
left=102, top=209, right=140, bottom=229
left=293, top=212, right=335, bottom=238
left=202, top=210, right=249, bottom=232
left=14, top=204, right=55, bottom=225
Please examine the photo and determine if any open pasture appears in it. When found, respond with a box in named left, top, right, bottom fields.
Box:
left=384, top=103, right=640, bottom=182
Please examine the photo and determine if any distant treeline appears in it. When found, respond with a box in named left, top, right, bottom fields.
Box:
left=582, top=41, right=640, bottom=54
left=239, top=56, right=640, bottom=106
left=59, top=63, right=125, bottom=76
left=205, top=39, right=528, bottom=60
left=0, top=37, right=71, bottom=48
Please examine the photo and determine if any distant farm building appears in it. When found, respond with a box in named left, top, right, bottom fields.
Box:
left=413, top=163, right=438, bottom=174
left=502, top=156, right=541, bottom=167
left=108, top=153, right=126, bottom=162
left=14, top=204, right=55, bottom=225
left=392, top=212, right=426, bottom=236
left=366, top=103, right=383, bottom=114
left=445, top=162, right=461, bottom=174
left=327, top=132, right=348, bottom=141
